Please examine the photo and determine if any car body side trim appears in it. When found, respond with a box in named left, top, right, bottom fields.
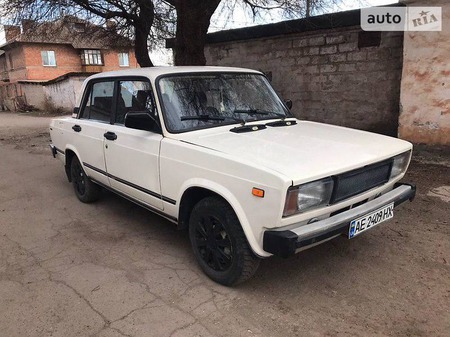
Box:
left=83, top=162, right=177, bottom=205
left=90, top=177, right=178, bottom=223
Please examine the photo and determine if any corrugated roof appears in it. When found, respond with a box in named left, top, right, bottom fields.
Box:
left=0, top=16, right=133, bottom=50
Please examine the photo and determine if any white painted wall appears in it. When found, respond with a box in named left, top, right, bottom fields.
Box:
left=399, top=0, right=450, bottom=144
left=43, top=76, right=86, bottom=112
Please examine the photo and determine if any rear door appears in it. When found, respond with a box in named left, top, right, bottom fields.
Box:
left=103, top=78, right=164, bottom=210
left=72, top=80, right=115, bottom=186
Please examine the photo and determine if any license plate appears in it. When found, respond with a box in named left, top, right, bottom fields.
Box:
left=349, top=203, right=394, bottom=238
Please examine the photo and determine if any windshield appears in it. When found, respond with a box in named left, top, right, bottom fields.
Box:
left=157, top=73, right=290, bottom=132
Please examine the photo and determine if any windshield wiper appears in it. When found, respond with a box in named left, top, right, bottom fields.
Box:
left=181, top=114, right=245, bottom=124
left=233, top=109, right=286, bottom=119
left=181, top=114, right=225, bottom=121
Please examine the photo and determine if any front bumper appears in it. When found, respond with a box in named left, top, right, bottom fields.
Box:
left=263, top=183, right=416, bottom=257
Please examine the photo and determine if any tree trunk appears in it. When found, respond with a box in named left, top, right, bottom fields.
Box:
left=172, top=0, right=221, bottom=66
left=134, top=27, right=153, bottom=67
left=134, top=1, right=155, bottom=67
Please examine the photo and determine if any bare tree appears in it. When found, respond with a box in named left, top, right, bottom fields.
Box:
left=166, top=0, right=357, bottom=65
left=0, top=0, right=175, bottom=67
left=1, top=0, right=362, bottom=67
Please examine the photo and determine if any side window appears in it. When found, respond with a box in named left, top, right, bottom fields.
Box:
left=80, top=81, right=114, bottom=122
left=115, top=80, right=153, bottom=124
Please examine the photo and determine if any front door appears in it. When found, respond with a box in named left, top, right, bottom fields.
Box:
left=103, top=79, right=164, bottom=210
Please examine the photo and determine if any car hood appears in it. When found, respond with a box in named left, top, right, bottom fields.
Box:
left=176, top=121, right=412, bottom=185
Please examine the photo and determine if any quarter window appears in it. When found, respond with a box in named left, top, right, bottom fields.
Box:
left=116, top=80, right=153, bottom=124
left=81, top=50, right=103, bottom=65
left=80, top=81, right=114, bottom=122
left=41, top=51, right=56, bottom=66
left=118, top=53, right=129, bottom=67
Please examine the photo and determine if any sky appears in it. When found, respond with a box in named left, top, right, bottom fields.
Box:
left=151, top=0, right=399, bottom=65
left=209, top=0, right=399, bottom=32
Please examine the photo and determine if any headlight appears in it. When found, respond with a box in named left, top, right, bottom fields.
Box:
left=390, top=151, right=411, bottom=180
left=283, top=178, right=334, bottom=216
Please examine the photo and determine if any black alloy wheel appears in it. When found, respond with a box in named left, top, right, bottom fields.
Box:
left=189, top=197, right=260, bottom=286
left=70, top=156, right=101, bottom=203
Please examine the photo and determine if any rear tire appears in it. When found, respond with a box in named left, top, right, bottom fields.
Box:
left=189, top=197, right=260, bottom=286
left=70, top=156, right=101, bottom=203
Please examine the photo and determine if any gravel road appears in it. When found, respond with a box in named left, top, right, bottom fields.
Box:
left=0, top=112, right=449, bottom=337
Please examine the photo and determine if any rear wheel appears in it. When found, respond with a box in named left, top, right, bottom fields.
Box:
left=189, top=197, right=260, bottom=286
left=70, top=156, right=101, bottom=203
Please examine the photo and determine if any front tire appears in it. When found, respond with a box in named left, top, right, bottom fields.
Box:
left=189, top=197, right=260, bottom=286
left=70, top=156, right=101, bottom=203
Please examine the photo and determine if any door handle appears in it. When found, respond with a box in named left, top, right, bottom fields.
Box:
left=104, top=131, right=117, bottom=141
left=72, top=125, right=82, bottom=132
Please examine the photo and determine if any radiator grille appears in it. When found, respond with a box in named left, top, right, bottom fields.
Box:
left=331, top=161, right=392, bottom=203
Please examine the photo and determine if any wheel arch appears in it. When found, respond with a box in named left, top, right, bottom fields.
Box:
left=64, top=145, right=82, bottom=182
left=177, top=180, right=268, bottom=257
left=178, top=187, right=224, bottom=230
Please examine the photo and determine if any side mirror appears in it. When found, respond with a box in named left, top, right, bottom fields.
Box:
left=285, top=99, right=293, bottom=110
left=73, top=107, right=79, bottom=116
left=125, top=112, right=160, bottom=132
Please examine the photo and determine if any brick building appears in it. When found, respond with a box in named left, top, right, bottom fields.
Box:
left=0, top=16, right=138, bottom=111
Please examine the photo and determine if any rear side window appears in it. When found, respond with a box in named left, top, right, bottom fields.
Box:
left=115, top=80, right=153, bottom=124
left=80, top=81, right=114, bottom=122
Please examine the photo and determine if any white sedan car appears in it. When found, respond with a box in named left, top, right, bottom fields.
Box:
left=49, top=67, right=415, bottom=285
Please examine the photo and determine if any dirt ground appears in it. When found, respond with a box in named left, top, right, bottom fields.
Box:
left=0, top=111, right=449, bottom=337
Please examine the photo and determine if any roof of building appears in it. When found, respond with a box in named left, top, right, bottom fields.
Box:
left=0, top=16, right=133, bottom=51
left=18, top=72, right=99, bottom=85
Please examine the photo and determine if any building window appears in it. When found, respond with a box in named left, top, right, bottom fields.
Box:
left=41, top=51, right=56, bottom=66
left=118, top=52, right=129, bottom=67
left=81, top=50, right=103, bottom=65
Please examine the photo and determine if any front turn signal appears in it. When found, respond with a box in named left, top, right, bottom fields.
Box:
left=252, top=187, right=265, bottom=198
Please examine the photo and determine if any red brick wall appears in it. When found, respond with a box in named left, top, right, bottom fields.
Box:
left=0, top=55, right=7, bottom=80
left=23, top=43, right=82, bottom=80
left=102, top=49, right=138, bottom=71
left=5, top=46, right=28, bottom=82
left=19, top=43, right=138, bottom=81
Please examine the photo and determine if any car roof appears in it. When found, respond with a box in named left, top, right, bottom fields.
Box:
left=87, top=66, right=263, bottom=82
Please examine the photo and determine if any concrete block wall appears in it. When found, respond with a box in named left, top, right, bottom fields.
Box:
left=205, top=27, right=404, bottom=135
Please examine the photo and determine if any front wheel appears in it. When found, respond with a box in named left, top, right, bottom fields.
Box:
left=189, top=197, right=260, bottom=286
left=70, top=156, right=101, bottom=203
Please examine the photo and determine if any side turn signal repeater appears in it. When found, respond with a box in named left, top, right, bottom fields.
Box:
left=252, top=187, right=265, bottom=198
